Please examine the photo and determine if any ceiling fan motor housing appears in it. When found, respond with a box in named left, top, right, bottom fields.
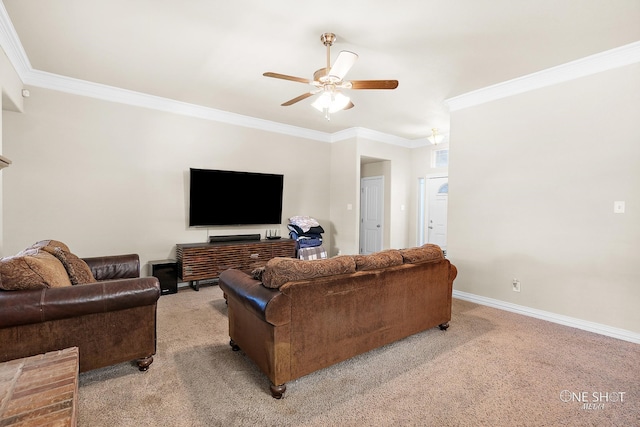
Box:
left=320, top=32, right=336, bottom=46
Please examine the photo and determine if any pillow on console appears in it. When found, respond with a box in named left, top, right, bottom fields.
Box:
left=353, top=249, right=403, bottom=271
left=262, top=255, right=356, bottom=289
left=0, top=249, right=72, bottom=291
left=399, top=244, right=444, bottom=264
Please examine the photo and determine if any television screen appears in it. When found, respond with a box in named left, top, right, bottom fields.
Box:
left=189, top=168, right=284, bottom=226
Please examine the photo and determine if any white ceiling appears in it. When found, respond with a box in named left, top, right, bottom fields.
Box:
left=3, top=0, right=640, bottom=141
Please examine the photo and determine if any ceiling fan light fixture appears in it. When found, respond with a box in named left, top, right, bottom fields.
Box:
left=311, top=91, right=351, bottom=114
left=263, top=32, right=398, bottom=116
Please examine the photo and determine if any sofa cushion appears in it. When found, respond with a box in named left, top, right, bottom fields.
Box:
left=399, top=244, right=444, bottom=264
left=262, top=255, right=356, bottom=289
left=353, top=249, right=404, bottom=271
left=0, top=249, right=73, bottom=291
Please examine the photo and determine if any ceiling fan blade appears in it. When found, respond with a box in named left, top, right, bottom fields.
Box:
left=263, top=72, right=310, bottom=84
left=329, top=51, right=358, bottom=80
left=350, top=80, right=399, bottom=90
left=343, top=101, right=355, bottom=110
left=281, top=92, right=314, bottom=106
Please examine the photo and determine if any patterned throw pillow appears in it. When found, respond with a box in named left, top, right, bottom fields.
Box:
left=0, top=249, right=73, bottom=290
left=30, top=239, right=72, bottom=253
left=62, top=251, right=97, bottom=284
left=399, top=244, right=444, bottom=264
left=47, top=247, right=79, bottom=285
left=262, top=255, right=356, bottom=289
left=353, top=249, right=404, bottom=271
left=40, top=245, right=97, bottom=285
left=251, top=266, right=265, bottom=281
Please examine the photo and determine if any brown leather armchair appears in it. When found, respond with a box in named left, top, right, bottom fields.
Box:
left=0, top=254, right=160, bottom=372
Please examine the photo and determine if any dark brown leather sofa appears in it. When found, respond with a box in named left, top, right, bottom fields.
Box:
left=219, top=244, right=457, bottom=398
left=0, top=249, right=160, bottom=372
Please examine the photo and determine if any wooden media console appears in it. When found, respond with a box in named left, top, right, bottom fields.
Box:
left=176, top=238, right=296, bottom=290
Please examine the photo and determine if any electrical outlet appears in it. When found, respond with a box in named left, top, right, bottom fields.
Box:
left=512, top=279, right=521, bottom=292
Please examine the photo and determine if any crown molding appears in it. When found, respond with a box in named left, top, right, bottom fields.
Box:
left=23, top=69, right=335, bottom=143
left=330, top=127, right=426, bottom=147
left=447, top=40, right=640, bottom=111
left=23, top=68, right=427, bottom=146
left=19, top=68, right=425, bottom=147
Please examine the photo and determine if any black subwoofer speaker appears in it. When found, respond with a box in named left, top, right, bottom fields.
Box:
left=149, top=259, right=178, bottom=295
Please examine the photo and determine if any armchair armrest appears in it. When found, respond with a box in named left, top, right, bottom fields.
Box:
left=219, top=269, right=290, bottom=326
left=0, top=277, right=160, bottom=328
left=83, top=254, right=140, bottom=280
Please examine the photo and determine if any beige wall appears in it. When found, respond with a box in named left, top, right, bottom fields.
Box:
left=0, top=47, right=23, bottom=257
left=2, top=87, right=332, bottom=269
left=360, top=160, right=385, bottom=178
left=448, top=63, right=640, bottom=333
left=0, top=48, right=23, bottom=113
left=328, top=138, right=359, bottom=255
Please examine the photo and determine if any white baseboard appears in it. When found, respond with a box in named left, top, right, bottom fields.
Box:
left=453, top=290, right=640, bottom=344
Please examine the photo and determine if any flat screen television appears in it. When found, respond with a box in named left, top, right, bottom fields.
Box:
left=189, top=168, right=284, bottom=226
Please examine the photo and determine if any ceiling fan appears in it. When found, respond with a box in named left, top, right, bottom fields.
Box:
left=263, top=33, right=398, bottom=119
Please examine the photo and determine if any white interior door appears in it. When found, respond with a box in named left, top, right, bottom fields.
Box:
left=427, top=176, right=448, bottom=250
left=360, top=176, right=384, bottom=254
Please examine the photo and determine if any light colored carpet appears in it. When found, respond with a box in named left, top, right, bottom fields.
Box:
left=78, top=285, right=639, bottom=426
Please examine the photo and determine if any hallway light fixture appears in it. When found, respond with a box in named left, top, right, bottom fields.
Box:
left=427, top=128, right=445, bottom=145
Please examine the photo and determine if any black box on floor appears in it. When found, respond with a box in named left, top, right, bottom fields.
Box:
left=149, top=259, right=178, bottom=295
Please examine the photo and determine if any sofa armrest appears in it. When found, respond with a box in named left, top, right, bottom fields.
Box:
left=449, top=262, right=458, bottom=284
left=0, top=277, right=160, bottom=328
left=83, top=254, right=140, bottom=280
left=219, top=269, right=290, bottom=326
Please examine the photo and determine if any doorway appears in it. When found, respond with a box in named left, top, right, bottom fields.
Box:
left=427, top=175, right=448, bottom=250
left=359, top=176, right=384, bottom=254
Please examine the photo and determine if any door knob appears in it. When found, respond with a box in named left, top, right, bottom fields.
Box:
left=377, top=225, right=381, bottom=228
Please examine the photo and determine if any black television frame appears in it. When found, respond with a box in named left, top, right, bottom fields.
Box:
left=188, top=168, right=284, bottom=227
